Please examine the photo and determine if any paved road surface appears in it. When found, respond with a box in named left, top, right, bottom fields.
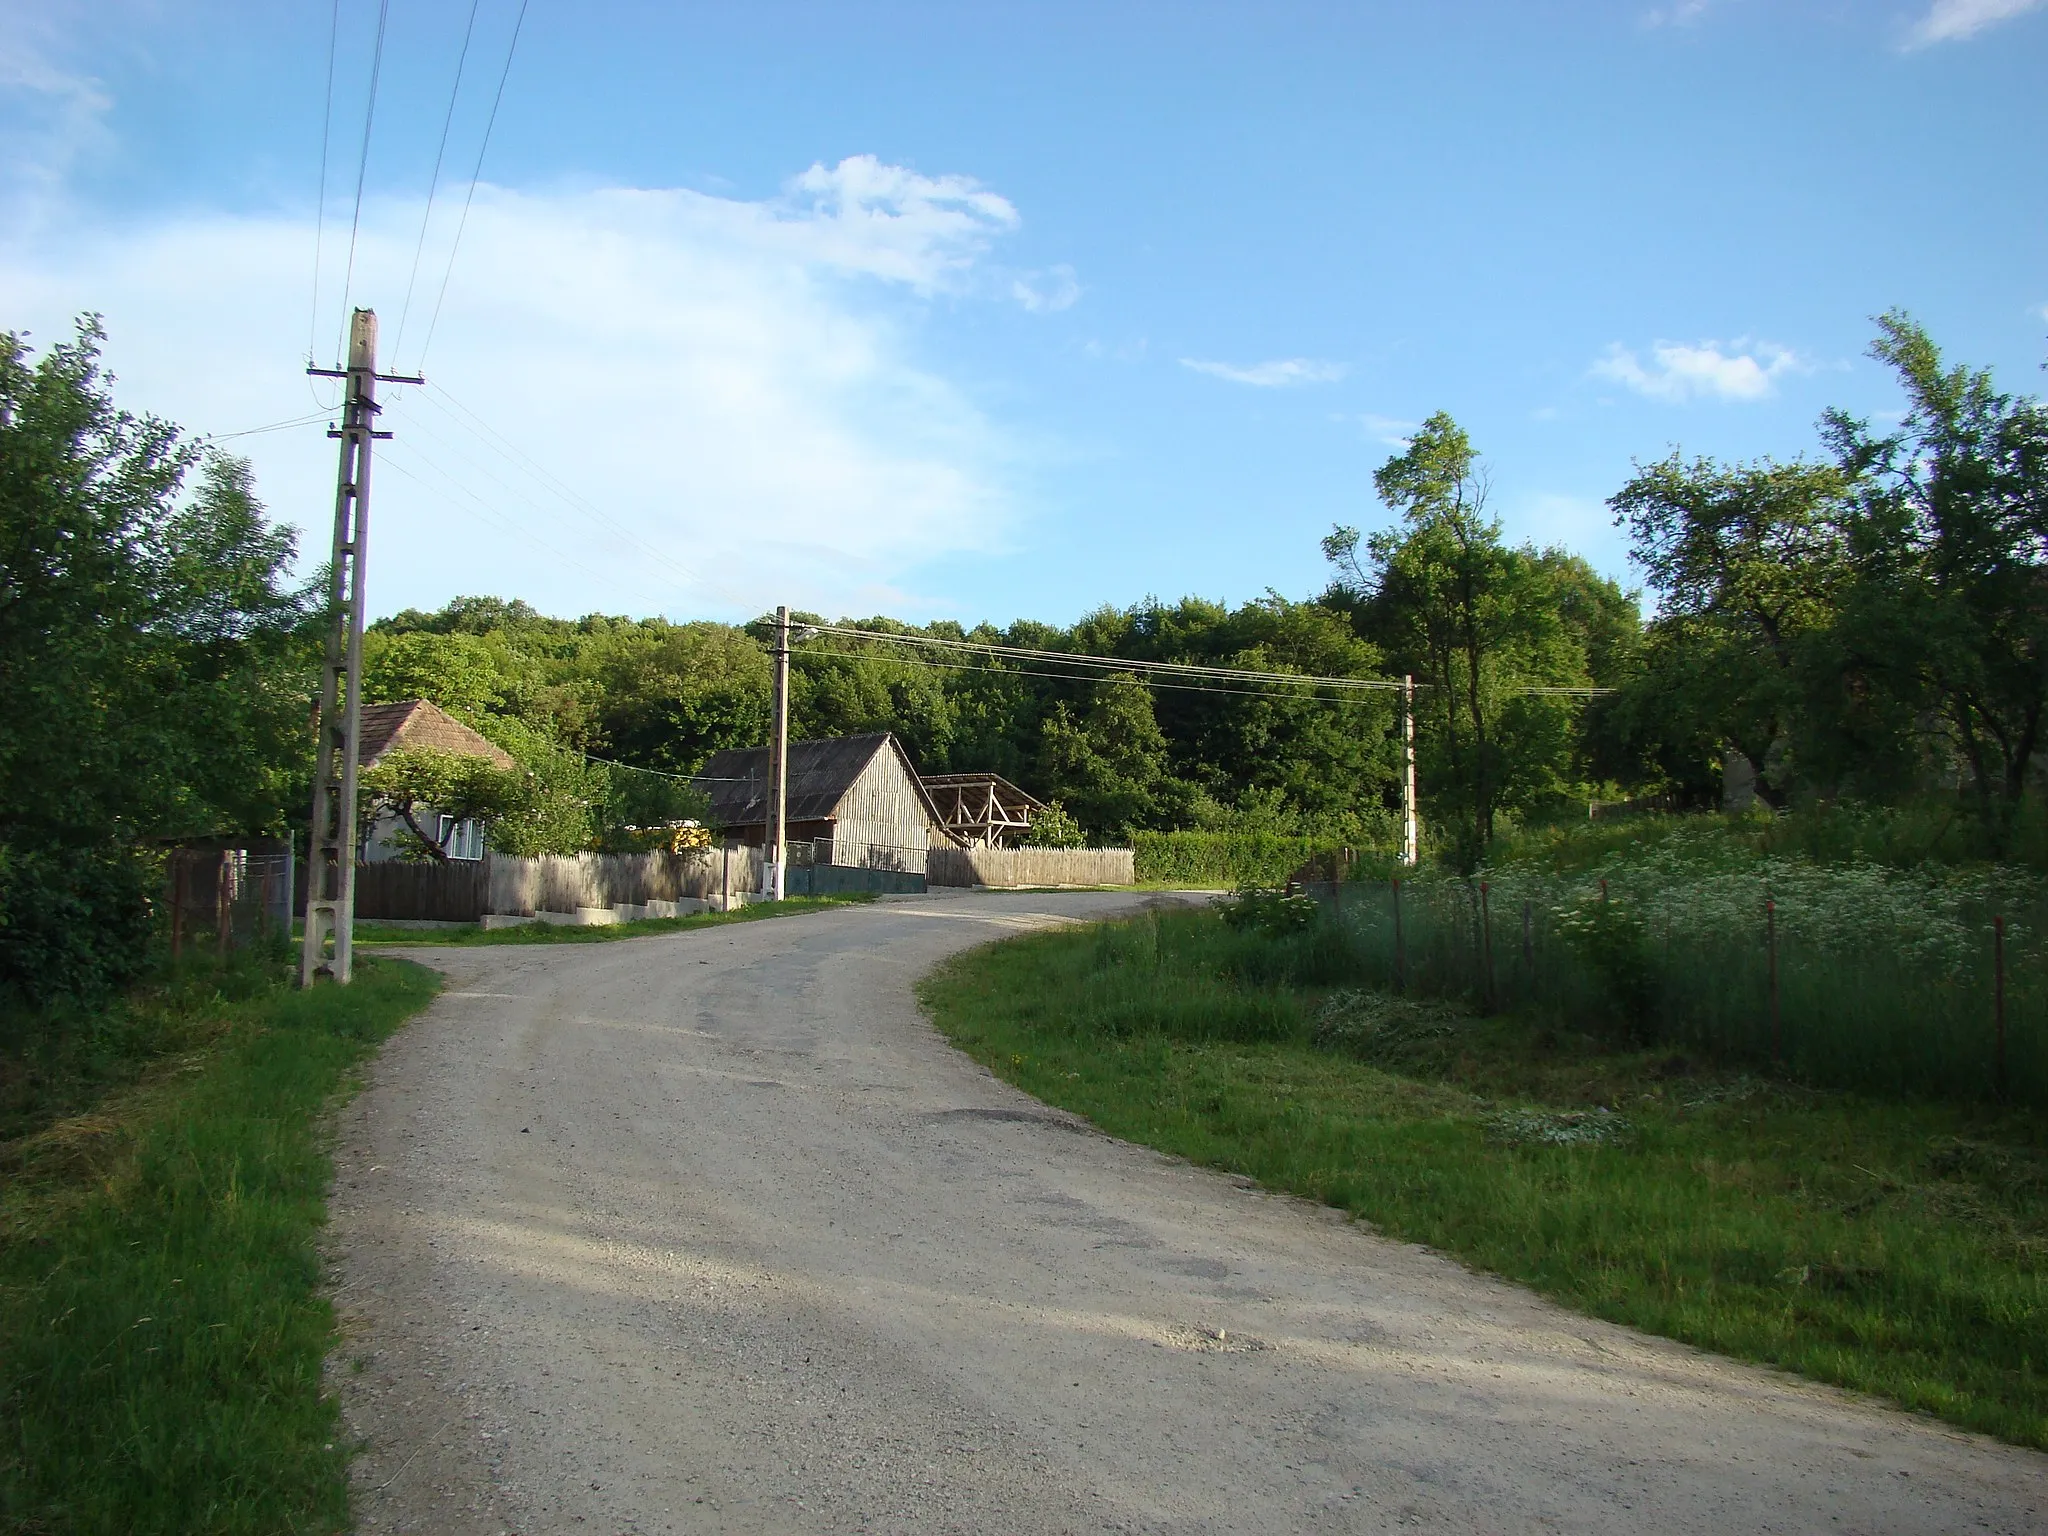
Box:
left=329, top=891, right=2043, bottom=1534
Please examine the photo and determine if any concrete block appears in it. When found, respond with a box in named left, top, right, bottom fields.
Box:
left=575, top=906, right=620, bottom=926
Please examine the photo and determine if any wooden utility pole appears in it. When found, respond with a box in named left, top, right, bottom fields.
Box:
left=300, top=309, right=421, bottom=986
left=768, top=604, right=791, bottom=901
left=1400, top=673, right=1419, bottom=867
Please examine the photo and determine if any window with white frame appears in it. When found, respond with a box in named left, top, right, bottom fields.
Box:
left=435, top=815, right=485, bottom=861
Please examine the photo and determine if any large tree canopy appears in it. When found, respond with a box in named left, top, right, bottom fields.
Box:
left=0, top=319, right=314, bottom=1001
left=1324, top=412, right=1637, bottom=863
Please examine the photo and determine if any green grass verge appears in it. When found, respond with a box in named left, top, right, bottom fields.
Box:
left=1, top=953, right=440, bottom=1534
left=919, top=907, right=2048, bottom=1449
left=348, top=891, right=877, bottom=947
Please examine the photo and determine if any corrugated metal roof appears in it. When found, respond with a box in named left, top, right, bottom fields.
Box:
left=693, top=732, right=951, bottom=834
left=357, top=700, right=517, bottom=771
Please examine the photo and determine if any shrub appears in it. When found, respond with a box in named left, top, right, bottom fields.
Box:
left=1216, top=885, right=1320, bottom=937
left=0, top=843, right=156, bottom=1008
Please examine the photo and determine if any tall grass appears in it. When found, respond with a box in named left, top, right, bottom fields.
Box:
left=1132, top=830, right=1395, bottom=888
left=1318, top=844, right=2047, bottom=1104
left=1, top=954, right=439, bottom=1534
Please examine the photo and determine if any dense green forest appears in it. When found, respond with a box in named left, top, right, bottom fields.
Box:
left=4, top=309, right=2045, bottom=1001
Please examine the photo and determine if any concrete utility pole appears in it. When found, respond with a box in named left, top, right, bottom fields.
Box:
left=1401, top=673, right=1419, bottom=867
left=768, top=604, right=791, bottom=901
left=299, top=309, right=422, bottom=986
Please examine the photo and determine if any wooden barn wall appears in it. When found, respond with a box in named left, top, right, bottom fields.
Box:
left=826, top=749, right=934, bottom=873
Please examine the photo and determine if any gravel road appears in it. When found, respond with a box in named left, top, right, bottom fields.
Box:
left=328, top=890, right=2043, bottom=1534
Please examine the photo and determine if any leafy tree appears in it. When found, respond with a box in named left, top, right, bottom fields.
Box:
left=1825, top=312, right=2048, bottom=841
left=1610, top=455, right=1851, bottom=802
left=0, top=318, right=312, bottom=1001
left=362, top=629, right=539, bottom=720
left=577, top=620, right=770, bottom=773
left=467, top=714, right=607, bottom=857
left=359, top=748, right=526, bottom=862
left=1037, top=674, right=1179, bottom=839
left=1021, top=801, right=1086, bottom=848
left=1326, top=412, right=1614, bottom=861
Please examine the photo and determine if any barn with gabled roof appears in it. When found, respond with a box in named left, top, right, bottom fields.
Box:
left=691, top=732, right=958, bottom=874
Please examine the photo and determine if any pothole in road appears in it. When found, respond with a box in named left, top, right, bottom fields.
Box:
left=1160, top=1324, right=1271, bottom=1354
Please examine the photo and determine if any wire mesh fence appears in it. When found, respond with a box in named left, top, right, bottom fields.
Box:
left=1292, top=872, right=2046, bottom=1106
left=164, top=849, right=293, bottom=956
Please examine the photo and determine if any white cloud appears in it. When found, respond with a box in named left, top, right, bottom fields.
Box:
left=0, top=20, right=113, bottom=228
left=1904, top=0, right=2046, bottom=46
left=1356, top=413, right=1418, bottom=447
left=0, top=159, right=1055, bottom=621
left=1180, top=356, right=1348, bottom=387
left=1642, top=0, right=1715, bottom=27
left=1591, top=338, right=1804, bottom=403
left=1011, top=264, right=1080, bottom=313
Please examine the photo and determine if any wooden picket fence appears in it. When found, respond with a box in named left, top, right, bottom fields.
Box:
left=927, top=846, right=1134, bottom=888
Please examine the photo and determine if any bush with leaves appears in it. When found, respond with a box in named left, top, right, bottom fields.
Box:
left=1216, top=884, right=1321, bottom=937
left=359, top=748, right=529, bottom=862
left=0, top=318, right=312, bottom=1003
left=1022, top=801, right=1087, bottom=848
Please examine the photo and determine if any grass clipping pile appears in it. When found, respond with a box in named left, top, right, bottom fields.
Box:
left=921, top=902, right=2048, bottom=1451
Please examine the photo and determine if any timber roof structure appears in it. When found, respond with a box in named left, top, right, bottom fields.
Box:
left=356, top=699, right=517, bottom=771
left=692, top=732, right=953, bottom=835
left=920, top=772, right=1047, bottom=846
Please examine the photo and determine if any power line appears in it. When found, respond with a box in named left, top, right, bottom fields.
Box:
left=796, top=640, right=1397, bottom=705
left=335, top=0, right=394, bottom=364
left=808, top=623, right=1615, bottom=699
left=392, top=0, right=482, bottom=361
left=405, top=385, right=711, bottom=594
left=415, top=0, right=531, bottom=373
left=202, top=409, right=335, bottom=443
left=381, top=400, right=704, bottom=603
left=307, top=0, right=341, bottom=365
left=375, top=437, right=680, bottom=613
left=808, top=623, right=1408, bottom=694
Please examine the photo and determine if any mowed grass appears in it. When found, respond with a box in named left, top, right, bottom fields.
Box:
left=0, top=953, right=439, bottom=1534
left=349, top=890, right=876, bottom=947
left=919, top=906, right=2048, bottom=1449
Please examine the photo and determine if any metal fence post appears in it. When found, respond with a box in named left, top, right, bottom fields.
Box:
left=170, top=855, right=186, bottom=960
left=1767, top=897, right=1781, bottom=1063
left=1393, top=877, right=1406, bottom=994
left=216, top=853, right=233, bottom=956
left=1521, top=898, right=1533, bottom=969
left=1994, top=914, right=2007, bottom=1101
left=1480, top=880, right=1496, bottom=1012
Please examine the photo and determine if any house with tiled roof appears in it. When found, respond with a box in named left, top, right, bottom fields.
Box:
left=358, top=699, right=518, bottom=864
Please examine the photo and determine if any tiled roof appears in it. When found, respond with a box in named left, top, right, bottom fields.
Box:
left=357, top=699, right=518, bottom=771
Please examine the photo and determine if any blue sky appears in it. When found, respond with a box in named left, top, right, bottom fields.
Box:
left=3, top=0, right=2043, bottom=626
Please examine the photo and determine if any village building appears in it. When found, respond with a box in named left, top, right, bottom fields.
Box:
left=357, top=699, right=517, bottom=863
left=920, top=772, right=1047, bottom=847
left=691, top=732, right=961, bottom=874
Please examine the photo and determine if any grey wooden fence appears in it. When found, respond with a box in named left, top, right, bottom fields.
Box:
left=927, top=847, right=1134, bottom=888
left=351, top=860, right=492, bottom=922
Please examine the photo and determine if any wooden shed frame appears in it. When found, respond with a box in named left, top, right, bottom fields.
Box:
left=919, top=772, right=1047, bottom=848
